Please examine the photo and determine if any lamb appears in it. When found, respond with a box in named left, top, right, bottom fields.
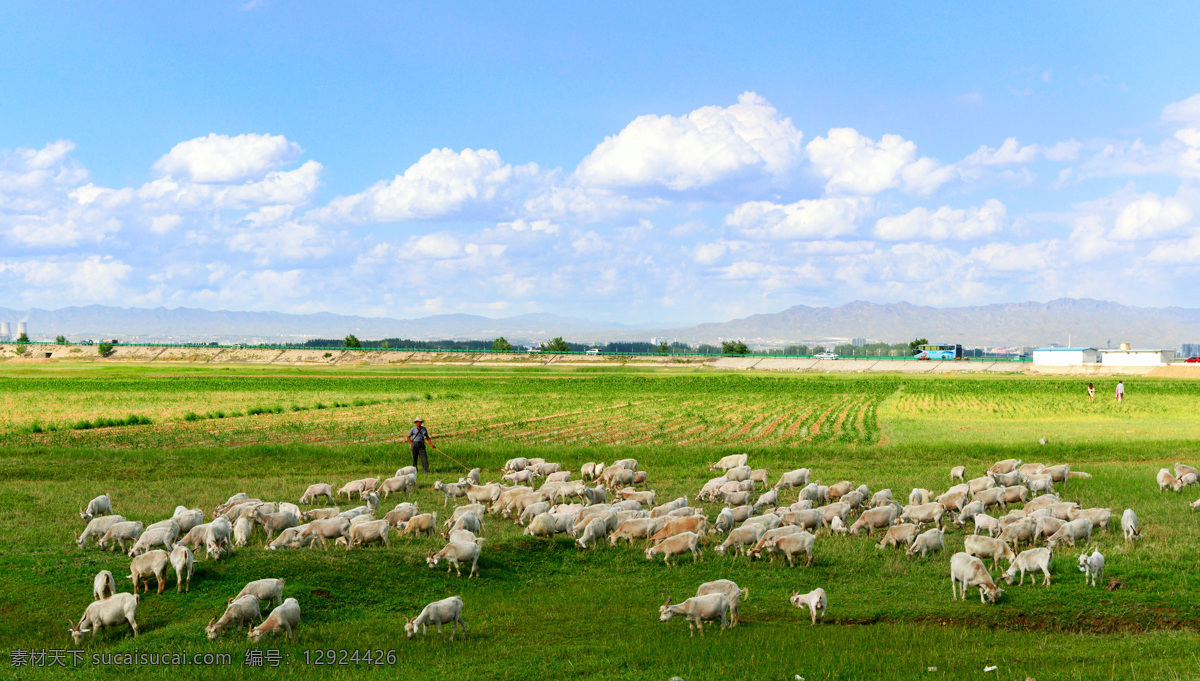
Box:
left=950, top=552, right=1004, bottom=603
left=1078, top=549, right=1105, bottom=587
left=79, top=494, right=112, bottom=521
left=127, top=521, right=178, bottom=557
left=97, top=521, right=143, bottom=553
left=789, top=588, right=827, bottom=625
left=715, top=525, right=765, bottom=556
left=169, top=546, right=194, bottom=593
left=299, top=483, right=334, bottom=504
left=575, top=517, right=608, bottom=550
left=950, top=466, right=966, bottom=482
left=963, top=535, right=1015, bottom=570
left=660, top=593, right=729, bottom=636
left=248, top=598, right=301, bottom=642
left=876, top=523, right=919, bottom=550
left=1121, top=509, right=1141, bottom=541
left=233, top=578, right=285, bottom=609
left=849, top=506, right=899, bottom=536
left=1046, top=518, right=1092, bottom=550
left=346, top=519, right=391, bottom=550
left=764, top=531, right=816, bottom=567
left=1158, top=468, right=1184, bottom=493
left=710, top=453, right=748, bottom=471
left=696, top=580, right=748, bottom=626
left=68, top=592, right=139, bottom=645
left=204, top=517, right=234, bottom=560
left=645, top=531, right=701, bottom=566
left=830, top=516, right=847, bottom=535
left=406, top=596, right=466, bottom=640
left=93, top=570, right=117, bottom=601
left=337, top=478, right=378, bottom=499
left=1003, top=547, right=1052, bottom=586
left=907, top=528, right=945, bottom=558
left=988, top=459, right=1022, bottom=475
left=426, top=541, right=482, bottom=578
left=128, top=549, right=171, bottom=594
left=233, top=516, right=255, bottom=547
left=206, top=595, right=262, bottom=640
left=609, top=518, right=660, bottom=546
left=300, top=516, right=353, bottom=549
left=77, top=515, right=127, bottom=549
left=773, top=468, right=811, bottom=490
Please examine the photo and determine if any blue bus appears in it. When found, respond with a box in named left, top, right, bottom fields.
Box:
left=914, top=343, right=964, bottom=360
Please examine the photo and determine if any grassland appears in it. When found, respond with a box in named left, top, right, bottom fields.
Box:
left=1, top=364, right=1199, bottom=680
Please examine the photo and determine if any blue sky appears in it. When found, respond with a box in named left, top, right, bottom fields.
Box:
left=3, top=3, right=1200, bottom=324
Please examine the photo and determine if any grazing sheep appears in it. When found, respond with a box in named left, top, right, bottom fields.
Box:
left=907, top=528, right=945, bottom=559
left=128, top=550, right=171, bottom=595
left=1049, top=501, right=1081, bottom=521
left=696, top=580, right=748, bottom=626
left=1044, top=464, right=1071, bottom=485
left=827, top=481, right=854, bottom=499
left=233, top=578, right=285, bottom=609
left=1027, top=476, right=1054, bottom=496
left=337, top=478, right=378, bottom=499
left=267, top=525, right=309, bottom=550
left=950, top=466, right=965, bottom=482
left=954, top=500, right=986, bottom=529
left=346, top=519, right=391, bottom=550
left=1034, top=516, right=1066, bottom=544
left=972, top=487, right=1007, bottom=510
left=869, top=489, right=893, bottom=508
left=98, top=521, right=143, bottom=553
left=972, top=514, right=1000, bottom=537
left=710, top=454, right=748, bottom=471
left=170, top=507, right=204, bottom=534
left=77, top=515, right=127, bottom=549
left=967, top=476, right=997, bottom=494
left=204, top=517, right=234, bottom=560
left=300, top=516, right=353, bottom=549
left=830, top=515, right=847, bottom=535
left=79, top=494, right=112, bottom=522
left=1078, top=549, right=1105, bottom=587
left=378, top=476, right=415, bottom=499
left=1181, top=473, right=1199, bottom=488
left=849, top=506, right=899, bottom=536
left=406, top=596, right=466, bottom=640
left=764, top=531, right=816, bottom=567
left=988, top=459, right=1022, bottom=475
left=645, top=531, right=701, bottom=566
left=876, top=523, right=919, bottom=550
left=128, top=521, right=178, bottom=557
left=1121, top=509, right=1141, bottom=541
left=1158, top=468, right=1184, bottom=493
left=233, top=516, right=254, bottom=547
left=649, top=516, right=707, bottom=543
left=910, top=488, right=934, bottom=506
left=248, top=598, right=301, bottom=642
left=581, top=462, right=604, bottom=481
left=752, top=488, right=778, bottom=513
left=169, top=546, right=193, bottom=593
left=93, top=570, right=117, bottom=601
left=68, top=592, right=139, bottom=645
left=715, top=525, right=765, bottom=557
left=999, top=518, right=1037, bottom=550
left=206, top=595, right=261, bottom=640
left=1003, top=547, right=1052, bottom=587
left=609, top=518, right=659, bottom=546
left=502, top=470, right=535, bottom=485
left=299, top=483, right=334, bottom=504
left=963, top=535, right=1015, bottom=570
left=774, top=468, right=811, bottom=490
left=1046, top=518, right=1092, bottom=551
left=575, top=517, right=608, bottom=550
left=503, top=457, right=530, bottom=472
left=214, top=492, right=249, bottom=515
left=950, top=552, right=1003, bottom=603
left=1068, top=507, right=1113, bottom=533
left=545, top=471, right=571, bottom=484
left=901, top=502, right=945, bottom=528
left=992, top=470, right=1021, bottom=487
left=427, top=541, right=482, bottom=578
left=254, top=509, right=300, bottom=542
left=789, top=588, right=827, bottom=625
left=660, top=594, right=730, bottom=637
left=303, top=506, right=341, bottom=522
left=936, top=491, right=968, bottom=512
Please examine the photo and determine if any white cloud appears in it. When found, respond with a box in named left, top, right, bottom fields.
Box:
left=874, top=199, right=1007, bottom=241
left=3, top=255, right=131, bottom=301
left=153, top=133, right=302, bottom=183
left=1110, top=194, right=1193, bottom=240
left=726, top=197, right=871, bottom=240
left=317, top=148, right=540, bottom=223
left=961, top=137, right=1040, bottom=166
left=574, top=92, right=804, bottom=191
left=968, top=241, right=1059, bottom=272
left=692, top=241, right=728, bottom=265
left=1145, top=235, right=1200, bottom=264
left=227, top=221, right=331, bottom=263
left=499, top=218, right=560, bottom=235
left=1163, top=94, right=1200, bottom=126
left=806, top=128, right=951, bottom=196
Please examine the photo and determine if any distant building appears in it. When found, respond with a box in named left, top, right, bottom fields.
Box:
left=1100, top=343, right=1175, bottom=366
left=1032, top=347, right=1099, bottom=366
left=851, top=337, right=866, bottom=347
left=1184, top=343, right=1200, bottom=358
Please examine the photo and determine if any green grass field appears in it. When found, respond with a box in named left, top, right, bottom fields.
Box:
left=1, top=365, right=1199, bottom=680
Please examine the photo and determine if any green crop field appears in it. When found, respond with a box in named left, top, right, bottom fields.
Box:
left=1, top=364, right=1199, bottom=681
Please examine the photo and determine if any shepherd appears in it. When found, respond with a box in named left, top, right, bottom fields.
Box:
left=407, top=417, right=433, bottom=474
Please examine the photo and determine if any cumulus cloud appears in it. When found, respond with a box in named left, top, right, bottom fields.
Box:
left=2, top=255, right=131, bottom=301
left=575, top=92, right=804, bottom=191
left=874, top=199, right=1007, bottom=241
left=153, top=133, right=302, bottom=183
left=726, top=197, right=871, bottom=240
left=317, top=148, right=540, bottom=223
left=961, top=137, right=1040, bottom=166
left=968, top=240, right=1059, bottom=272
left=1109, top=194, right=1193, bottom=240
left=1163, top=94, right=1200, bottom=126
left=806, top=128, right=951, bottom=196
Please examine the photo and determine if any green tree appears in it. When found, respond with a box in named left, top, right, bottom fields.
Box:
left=97, top=342, right=114, bottom=356
left=543, top=337, right=570, bottom=353
left=55, top=335, right=67, bottom=344
left=380, top=340, right=390, bottom=349
left=17, top=332, right=29, bottom=343
left=344, top=334, right=361, bottom=349
left=657, top=341, right=669, bottom=355
left=908, top=337, right=929, bottom=355
left=491, top=337, right=513, bottom=352
left=721, top=340, right=750, bottom=355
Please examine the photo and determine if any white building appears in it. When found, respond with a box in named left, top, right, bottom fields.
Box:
left=1032, top=347, right=1099, bottom=366
left=1100, top=347, right=1176, bottom=366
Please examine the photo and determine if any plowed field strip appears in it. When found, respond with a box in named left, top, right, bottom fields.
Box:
left=749, top=408, right=803, bottom=443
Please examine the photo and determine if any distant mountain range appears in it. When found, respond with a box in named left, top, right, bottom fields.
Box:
left=2, top=299, right=1198, bottom=349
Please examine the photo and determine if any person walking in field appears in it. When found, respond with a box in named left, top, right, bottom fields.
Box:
left=407, top=417, right=433, bottom=474
left=1087, top=382, right=1095, bottom=402
left=1116, top=381, right=1125, bottom=404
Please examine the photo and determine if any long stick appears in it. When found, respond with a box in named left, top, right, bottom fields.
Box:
left=429, top=442, right=470, bottom=471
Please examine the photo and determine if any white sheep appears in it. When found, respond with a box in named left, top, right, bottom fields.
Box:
left=79, top=494, right=112, bottom=521
left=97, top=521, right=142, bottom=553
left=427, top=541, right=482, bottom=577
left=207, top=594, right=262, bottom=640
left=406, top=596, right=466, bottom=639
left=764, top=531, right=816, bottom=567
left=68, top=592, right=139, bottom=645
left=1003, top=547, right=1052, bottom=587
left=170, top=545, right=194, bottom=593
left=789, top=588, right=827, bottom=625
left=1078, top=549, right=1105, bottom=587
left=907, top=528, right=945, bottom=559
left=659, top=594, right=730, bottom=636
left=77, top=515, right=127, bottom=549
left=127, top=521, right=178, bottom=557
left=645, top=531, right=701, bottom=566
left=950, top=552, right=1003, bottom=603
left=233, top=578, right=285, bottom=609
left=249, top=598, right=301, bottom=642
left=93, top=570, right=117, bottom=601
left=128, top=550, right=171, bottom=594
left=299, top=483, right=335, bottom=504
left=710, top=453, right=748, bottom=471
left=696, top=580, right=748, bottom=626
left=233, top=516, right=255, bottom=547
left=1121, top=509, right=1141, bottom=541
left=1158, top=468, right=1183, bottom=493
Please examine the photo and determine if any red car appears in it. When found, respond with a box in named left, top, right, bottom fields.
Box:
left=1187, top=356, right=1200, bottom=363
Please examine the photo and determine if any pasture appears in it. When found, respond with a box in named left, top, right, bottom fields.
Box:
left=1, top=364, right=1199, bottom=680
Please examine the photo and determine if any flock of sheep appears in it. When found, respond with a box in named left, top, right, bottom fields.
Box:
left=68, top=455, right=1199, bottom=642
